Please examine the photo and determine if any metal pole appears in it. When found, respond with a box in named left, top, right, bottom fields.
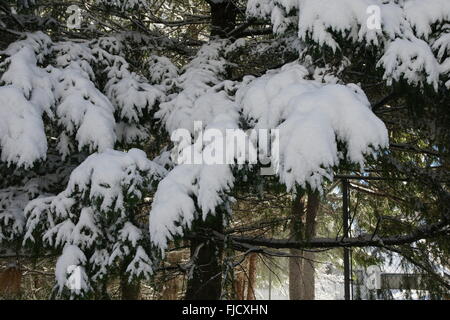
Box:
left=342, top=179, right=351, bottom=300
left=268, top=268, right=272, bottom=300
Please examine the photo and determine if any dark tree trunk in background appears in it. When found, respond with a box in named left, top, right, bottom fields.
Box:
left=289, top=191, right=320, bottom=300
left=289, top=193, right=305, bottom=300
left=302, top=191, right=320, bottom=300
left=207, top=0, right=238, bottom=38
left=120, top=277, right=141, bottom=300
left=120, top=258, right=141, bottom=300
left=185, top=213, right=224, bottom=300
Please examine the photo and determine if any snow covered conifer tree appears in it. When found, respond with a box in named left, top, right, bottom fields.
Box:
left=0, top=23, right=170, bottom=298
left=24, top=148, right=165, bottom=298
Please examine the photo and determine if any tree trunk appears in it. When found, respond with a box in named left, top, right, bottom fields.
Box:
left=120, top=257, right=140, bottom=300
left=289, top=191, right=320, bottom=300
left=246, top=253, right=258, bottom=300
left=207, top=0, right=238, bottom=38
left=161, top=251, right=184, bottom=299
left=302, top=191, right=320, bottom=300
left=0, top=264, right=22, bottom=298
left=120, top=276, right=141, bottom=300
left=185, top=213, right=224, bottom=300
left=233, top=270, right=246, bottom=300
left=289, top=193, right=305, bottom=300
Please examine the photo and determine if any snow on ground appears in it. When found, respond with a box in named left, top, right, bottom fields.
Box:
left=256, top=266, right=345, bottom=300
